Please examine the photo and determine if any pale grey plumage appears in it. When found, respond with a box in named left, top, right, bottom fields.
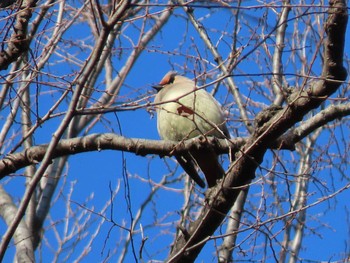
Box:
left=154, top=71, right=230, bottom=188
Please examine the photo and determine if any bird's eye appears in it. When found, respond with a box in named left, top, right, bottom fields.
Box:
left=168, top=74, right=175, bottom=84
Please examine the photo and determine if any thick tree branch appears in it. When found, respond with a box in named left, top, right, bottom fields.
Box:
left=168, top=1, right=348, bottom=261
left=279, top=103, right=350, bottom=145
left=0, top=0, right=37, bottom=70
left=0, top=0, right=17, bottom=8
left=0, top=134, right=245, bottom=179
left=0, top=1, right=133, bottom=260
left=0, top=186, right=34, bottom=263
left=2, top=97, right=350, bottom=180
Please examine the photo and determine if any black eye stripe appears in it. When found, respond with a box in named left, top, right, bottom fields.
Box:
left=168, top=73, right=176, bottom=84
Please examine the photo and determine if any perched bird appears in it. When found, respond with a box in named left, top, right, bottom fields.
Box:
left=153, top=71, right=230, bottom=188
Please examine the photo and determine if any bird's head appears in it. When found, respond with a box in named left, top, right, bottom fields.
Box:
left=152, top=71, right=178, bottom=91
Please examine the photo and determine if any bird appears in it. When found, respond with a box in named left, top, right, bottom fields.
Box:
left=153, top=71, right=230, bottom=188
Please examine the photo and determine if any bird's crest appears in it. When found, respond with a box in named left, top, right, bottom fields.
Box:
left=159, top=71, right=178, bottom=86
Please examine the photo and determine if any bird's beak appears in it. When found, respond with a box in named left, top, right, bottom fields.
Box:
left=152, top=85, right=163, bottom=91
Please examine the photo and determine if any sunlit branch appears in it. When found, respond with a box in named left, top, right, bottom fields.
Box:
left=74, top=2, right=174, bottom=133
left=180, top=0, right=253, bottom=133
left=272, top=0, right=291, bottom=106
left=288, top=135, right=316, bottom=263
left=0, top=185, right=34, bottom=262
left=168, top=1, right=348, bottom=261
left=280, top=102, right=350, bottom=145
left=3, top=98, right=350, bottom=181
left=0, top=134, right=245, bottom=178
left=20, top=60, right=37, bottom=252
left=0, top=1, right=134, bottom=261
left=218, top=187, right=248, bottom=262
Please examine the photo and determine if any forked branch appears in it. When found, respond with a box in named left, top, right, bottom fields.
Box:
left=168, top=1, right=348, bottom=261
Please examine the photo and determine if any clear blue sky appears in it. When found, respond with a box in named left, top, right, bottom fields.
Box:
left=1, top=2, right=350, bottom=262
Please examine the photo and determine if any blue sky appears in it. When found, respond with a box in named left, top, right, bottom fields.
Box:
left=1, top=1, right=350, bottom=262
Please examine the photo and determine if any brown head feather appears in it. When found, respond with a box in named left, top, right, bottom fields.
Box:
left=158, top=71, right=178, bottom=86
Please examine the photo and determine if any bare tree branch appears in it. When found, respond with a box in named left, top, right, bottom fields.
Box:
left=0, top=185, right=34, bottom=263
left=0, top=0, right=17, bottom=8
left=218, top=187, right=248, bottom=262
left=0, top=0, right=38, bottom=70
left=0, top=134, right=245, bottom=178
left=272, top=0, right=291, bottom=106
left=280, top=102, right=350, bottom=145
left=72, top=2, right=173, bottom=134
left=168, top=1, right=348, bottom=261
left=180, top=0, right=253, bottom=133
left=0, top=1, right=349, bottom=261
left=2, top=96, right=350, bottom=180
left=0, top=1, right=133, bottom=260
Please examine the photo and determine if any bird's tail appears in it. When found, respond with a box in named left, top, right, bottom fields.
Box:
left=191, top=149, right=225, bottom=188
left=175, top=154, right=206, bottom=188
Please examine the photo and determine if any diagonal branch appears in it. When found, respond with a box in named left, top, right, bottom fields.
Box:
left=73, top=2, right=174, bottom=133
left=180, top=0, right=253, bottom=133
left=279, top=102, right=350, bottom=145
left=167, top=1, right=348, bottom=261
left=0, top=1, right=133, bottom=261
left=0, top=185, right=34, bottom=262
